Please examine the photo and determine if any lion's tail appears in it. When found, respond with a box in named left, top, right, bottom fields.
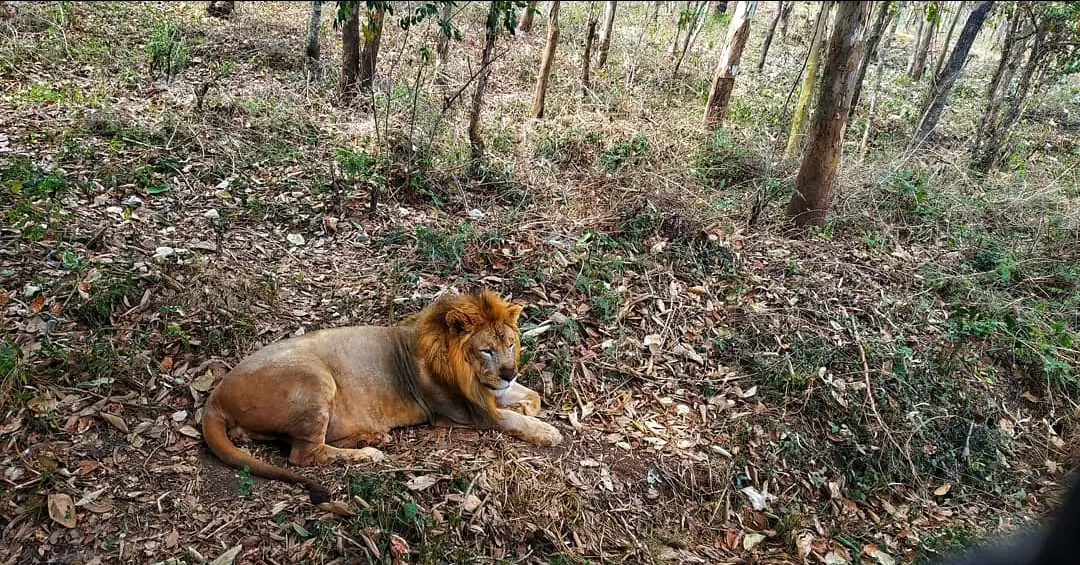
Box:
left=202, top=407, right=331, bottom=504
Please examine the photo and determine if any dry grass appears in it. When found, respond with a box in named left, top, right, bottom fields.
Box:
left=1, top=2, right=1079, bottom=564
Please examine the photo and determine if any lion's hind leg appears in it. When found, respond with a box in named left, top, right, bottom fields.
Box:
left=287, top=407, right=386, bottom=466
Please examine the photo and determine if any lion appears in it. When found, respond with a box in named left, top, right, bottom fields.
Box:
left=202, top=289, right=563, bottom=503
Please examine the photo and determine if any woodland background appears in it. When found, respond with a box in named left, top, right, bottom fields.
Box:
left=1, top=1, right=1079, bottom=563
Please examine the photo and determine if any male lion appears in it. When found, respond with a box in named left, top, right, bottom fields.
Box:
left=202, top=289, right=562, bottom=503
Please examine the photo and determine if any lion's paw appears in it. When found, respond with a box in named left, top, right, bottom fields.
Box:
left=529, top=421, right=563, bottom=447
left=510, top=397, right=541, bottom=417
left=520, top=395, right=542, bottom=417
left=352, top=447, right=385, bottom=464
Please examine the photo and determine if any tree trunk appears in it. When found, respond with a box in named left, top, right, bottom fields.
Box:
left=532, top=1, right=560, bottom=118
left=910, top=1, right=992, bottom=149
left=359, top=7, right=385, bottom=93
left=787, top=1, right=871, bottom=228
left=518, top=1, right=538, bottom=33
left=850, top=2, right=894, bottom=112
left=886, top=1, right=904, bottom=47
left=596, top=1, right=617, bottom=68
left=670, top=2, right=687, bottom=59
left=779, top=0, right=792, bottom=40
left=582, top=3, right=599, bottom=95
left=469, top=3, right=500, bottom=164
left=756, top=1, right=783, bottom=72
left=906, top=5, right=926, bottom=74
left=341, top=3, right=361, bottom=101
left=973, top=14, right=1046, bottom=172
left=628, top=2, right=662, bottom=87
left=783, top=2, right=830, bottom=161
left=306, top=1, right=323, bottom=77
left=704, top=1, right=757, bottom=127
left=435, top=2, right=453, bottom=86
left=908, top=3, right=936, bottom=81
left=672, top=1, right=708, bottom=78
left=932, top=1, right=965, bottom=80
left=974, top=3, right=1020, bottom=154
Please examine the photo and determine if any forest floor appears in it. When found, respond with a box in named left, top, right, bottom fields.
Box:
left=1, top=2, right=1079, bottom=564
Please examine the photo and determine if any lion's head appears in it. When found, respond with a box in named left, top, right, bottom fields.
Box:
left=413, top=289, right=524, bottom=425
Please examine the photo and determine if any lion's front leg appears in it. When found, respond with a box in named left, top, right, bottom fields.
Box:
left=494, top=381, right=542, bottom=416
left=494, top=408, right=563, bottom=447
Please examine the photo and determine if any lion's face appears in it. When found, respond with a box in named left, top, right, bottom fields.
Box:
left=466, top=323, right=521, bottom=393
left=433, top=289, right=525, bottom=399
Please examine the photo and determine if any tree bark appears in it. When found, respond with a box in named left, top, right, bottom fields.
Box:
left=973, top=12, right=1046, bottom=172
left=906, top=5, right=926, bottom=75
left=974, top=3, right=1021, bottom=154
left=787, top=1, right=871, bottom=228
left=704, top=1, right=757, bottom=127
left=670, top=2, right=687, bottom=59
left=435, top=2, right=453, bottom=86
left=932, top=1, right=965, bottom=80
left=909, top=2, right=936, bottom=81
left=596, top=1, right=617, bottom=68
left=341, top=3, right=361, bottom=101
left=358, top=7, right=385, bottom=93
left=779, top=0, right=792, bottom=40
left=910, top=1, right=992, bottom=149
left=306, top=1, right=323, bottom=77
left=518, top=1, right=538, bottom=33
left=756, top=1, right=783, bottom=72
left=672, top=1, right=708, bottom=78
left=582, top=3, right=599, bottom=95
left=532, top=1, right=560, bottom=118
left=627, top=2, right=662, bottom=87
left=469, top=2, right=500, bottom=164
left=783, top=2, right=830, bottom=161
left=850, top=2, right=894, bottom=112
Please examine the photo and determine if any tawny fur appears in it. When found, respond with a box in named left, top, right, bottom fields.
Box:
left=202, top=289, right=562, bottom=502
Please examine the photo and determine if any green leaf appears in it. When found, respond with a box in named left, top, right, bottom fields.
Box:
left=291, top=522, right=311, bottom=538
left=145, top=184, right=170, bottom=195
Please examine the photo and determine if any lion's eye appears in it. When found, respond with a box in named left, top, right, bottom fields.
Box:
left=481, top=349, right=495, bottom=360
left=508, top=343, right=515, bottom=353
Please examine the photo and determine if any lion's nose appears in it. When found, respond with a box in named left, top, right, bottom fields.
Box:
left=499, top=368, right=516, bottom=383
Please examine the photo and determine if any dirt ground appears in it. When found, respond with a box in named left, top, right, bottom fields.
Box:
left=2, top=2, right=1078, bottom=564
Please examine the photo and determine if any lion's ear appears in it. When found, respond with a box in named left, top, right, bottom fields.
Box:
left=505, top=303, right=523, bottom=325
left=445, top=306, right=480, bottom=335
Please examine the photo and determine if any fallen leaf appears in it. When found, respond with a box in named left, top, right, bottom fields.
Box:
left=191, top=371, right=215, bottom=392
left=389, top=534, right=409, bottom=565
left=29, top=294, right=45, bottom=313
left=864, top=544, right=896, bottom=565
left=165, top=530, right=179, bottom=549
left=1021, top=391, right=1040, bottom=403
left=209, top=544, right=243, bottom=565
left=740, top=486, right=774, bottom=511
left=48, top=493, right=77, bottom=528
left=99, top=412, right=129, bottom=433
left=405, top=474, right=440, bottom=491
left=447, top=493, right=482, bottom=512
left=317, top=500, right=356, bottom=516
left=178, top=425, right=202, bottom=438
left=934, top=483, right=952, bottom=497
left=74, top=460, right=101, bottom=476
left=643, top=334, right=663, bottom=355
left=795, top=532, right=814, bottom=558
left=742, top=532, right=766, bottom=550
left=286, top=233, right=305, bottom=246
